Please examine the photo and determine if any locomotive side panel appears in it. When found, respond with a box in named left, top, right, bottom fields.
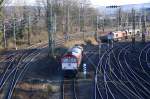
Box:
left=113, top=31, right=127, bottom=41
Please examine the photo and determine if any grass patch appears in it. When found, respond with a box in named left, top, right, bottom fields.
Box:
left=64, top=37, right=98, bottom=48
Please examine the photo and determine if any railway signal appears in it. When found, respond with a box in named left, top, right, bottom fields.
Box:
left=96, top=16, right=99, bottom=42
left=83, top=63, right=87, bottom=78
left=141, top=8, right=147, bottom=43
left=106, top=5, right=121, bottom=31
left=132, top=8, right=136, bottom=45
left=106, top=5, right=120, bottom=8
left=107, top=32, right=113, bottom=48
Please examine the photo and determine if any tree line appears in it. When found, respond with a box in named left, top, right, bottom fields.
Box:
left=0, top=0, right=99, bottom=49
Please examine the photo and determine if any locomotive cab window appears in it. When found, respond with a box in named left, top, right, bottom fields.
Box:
left=63, top=58, right=69, bottom=63
left=137, top=31, right=140, bottom=35
left=70, top=58, right=77, bottom=63
left=62, top=58, right=77, bottom=63
left=116, top=34, right=118, bottom=37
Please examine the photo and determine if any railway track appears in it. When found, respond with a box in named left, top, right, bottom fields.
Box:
left=83, top=42, right=124, bottom=99
left=0, top=53, right=25, bottom=90
left=5, top=49, right=43, bottom=99
left=1, top=32, right=150, bottom=99
left=123, top=45, right=150, bottom=98
left=55, top=32, right=95, bottom=47
left=0, top=43, right=48, bottom=99
left=62, top=79, right=78, bottom=99
left=0, top=31, right=95, bottom=99
left=95, top=42, right=150, bottom=99
left=95, top=43, right=125, bottom=99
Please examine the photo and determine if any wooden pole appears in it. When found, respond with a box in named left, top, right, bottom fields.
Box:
left=3, top=21, right=6, bottom=48
left=13, top=18, right=17, bottom=50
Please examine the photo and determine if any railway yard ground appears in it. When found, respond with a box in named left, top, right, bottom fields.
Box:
left=1, top=0, right=150, bottom=98
left=0, top=37, right=150, bottom=99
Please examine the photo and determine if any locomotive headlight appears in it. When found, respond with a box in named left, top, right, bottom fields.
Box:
left=62, top=66, right=66, bottom=69
left=73, top=64, right=77, bottom=69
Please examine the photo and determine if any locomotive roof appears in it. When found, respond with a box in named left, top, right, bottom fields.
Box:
left=68, top=46, right=82, bottom=53
left=62, top=54, right=76, bottom=58
left=113, top=31, right=125, bottom=33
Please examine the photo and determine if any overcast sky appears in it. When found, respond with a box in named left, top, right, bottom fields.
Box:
left=8, top=0, right=150, bottom=6
left=91, top=0, right=150, bottom=6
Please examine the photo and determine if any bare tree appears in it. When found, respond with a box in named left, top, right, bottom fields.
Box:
left=0, top=0, right=4, bottom=18
left=35, top=0, right=43, bottom=19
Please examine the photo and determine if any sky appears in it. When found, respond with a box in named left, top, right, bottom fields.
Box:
left=90, top=0, right=150, bottom=6
left=7, top=0, right=150, bottom=6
